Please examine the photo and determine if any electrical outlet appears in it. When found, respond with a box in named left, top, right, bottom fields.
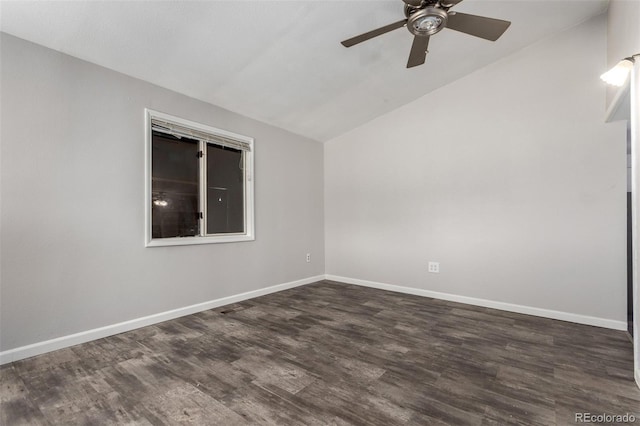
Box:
left=306, top=253, right=311, bottom=263
left=428, top=261, right=440, bottom=273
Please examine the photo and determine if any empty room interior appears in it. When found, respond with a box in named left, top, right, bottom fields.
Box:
left=1, top=0, right=640, bottom=424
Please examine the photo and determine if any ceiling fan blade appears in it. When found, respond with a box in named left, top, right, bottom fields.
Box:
left=406, top=35, right=430, bottom=68
left=341, top=19, right=407, bottom=47
left=445, top=12, right=511, bottom=41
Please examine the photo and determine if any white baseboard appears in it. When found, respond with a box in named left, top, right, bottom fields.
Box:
left=0, top=275, right=325, bottom=366
left=325, top=275, right=628, bottom=331
left=1, top=274, right=628, bottom=365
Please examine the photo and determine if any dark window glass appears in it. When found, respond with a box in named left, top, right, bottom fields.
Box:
left=206, top=144, right=244, bottom=234
left=151, top=132, right=200, bottom=238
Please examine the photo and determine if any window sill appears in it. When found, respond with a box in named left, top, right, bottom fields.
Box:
left=145, top=234, right=255, bottom=247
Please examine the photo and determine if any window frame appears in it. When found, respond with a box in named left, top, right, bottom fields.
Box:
left=144, top=109, right=255, bottom=247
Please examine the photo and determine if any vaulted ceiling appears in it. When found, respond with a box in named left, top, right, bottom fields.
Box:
left=0, top=0, right=608, bottom=142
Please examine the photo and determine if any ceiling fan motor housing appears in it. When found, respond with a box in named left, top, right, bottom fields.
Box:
left=407, top=7, right=448, bottom=36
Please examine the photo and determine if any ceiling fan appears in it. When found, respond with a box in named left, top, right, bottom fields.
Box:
left=341, top=0, right=511, bottom=68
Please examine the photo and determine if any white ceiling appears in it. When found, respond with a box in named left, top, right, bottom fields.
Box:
left=0, top=0, right=608, bottom=142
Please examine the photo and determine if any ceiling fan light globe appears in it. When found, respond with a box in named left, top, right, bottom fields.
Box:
left=415, top=16, right=442, bottom=31
left=407, top=7, right=448, bottom=36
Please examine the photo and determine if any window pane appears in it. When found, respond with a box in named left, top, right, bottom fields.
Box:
left=206, top=144, right=244, bottom=234
left=151, top=132, right=200, bottom=238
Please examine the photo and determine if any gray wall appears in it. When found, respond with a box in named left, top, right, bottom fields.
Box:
left=0, top=34, right=325, bottom=351
left=325, top=15, right=628, bottom=323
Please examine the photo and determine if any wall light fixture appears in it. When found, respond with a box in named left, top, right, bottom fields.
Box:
left=601, top=54, right=639, bottom=86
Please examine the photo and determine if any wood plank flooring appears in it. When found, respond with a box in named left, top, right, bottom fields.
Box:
left=1, top=280, right=639, bottom=425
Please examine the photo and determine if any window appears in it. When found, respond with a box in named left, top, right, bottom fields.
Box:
left=145, top=109, right=254, bottom=246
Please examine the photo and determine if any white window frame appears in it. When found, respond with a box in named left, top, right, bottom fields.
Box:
left=144, top=109, right=255, bottom=247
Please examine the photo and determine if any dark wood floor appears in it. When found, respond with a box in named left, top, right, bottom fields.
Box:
left=1, top=280, right=639, bottom=425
